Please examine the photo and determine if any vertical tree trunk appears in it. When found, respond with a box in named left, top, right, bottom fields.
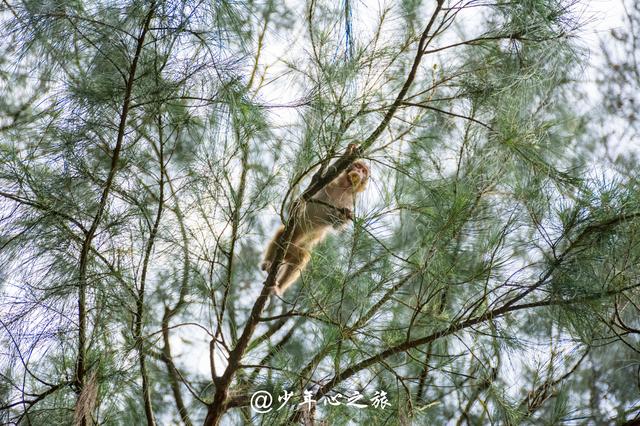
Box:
left=74, top=3, right=156, bottom=425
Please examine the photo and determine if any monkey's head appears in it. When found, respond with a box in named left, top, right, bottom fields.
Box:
left=345, top=161, right=369, bottom=193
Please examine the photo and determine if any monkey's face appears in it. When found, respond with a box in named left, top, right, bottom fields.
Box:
left=346, top=161, right=369, bottom=193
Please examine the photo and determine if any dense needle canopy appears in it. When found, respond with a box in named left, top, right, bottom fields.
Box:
left=0, top=0, right=639, bottom=425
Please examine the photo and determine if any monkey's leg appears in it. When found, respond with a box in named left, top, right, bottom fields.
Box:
left=261, top=225, right=285, bottom=271
left=275, top=245, right=310, bottom=295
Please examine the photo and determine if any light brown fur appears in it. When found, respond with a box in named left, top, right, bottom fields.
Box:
left=262, top=151, right=369, bottom=295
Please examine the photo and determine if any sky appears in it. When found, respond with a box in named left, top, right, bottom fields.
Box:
left=581, top=0, right=626, bottom=86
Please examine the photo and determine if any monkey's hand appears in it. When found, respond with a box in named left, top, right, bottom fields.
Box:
left=346, top=143, right=359, bottom=155
left=261, top=261, right=272, bottom=271
left=348, top=170, right=362, bottom=187
left=330, top=207, right=353, bottom=227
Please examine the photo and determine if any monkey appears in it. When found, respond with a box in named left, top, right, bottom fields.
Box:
left=261, top=146, right=369, bottom=296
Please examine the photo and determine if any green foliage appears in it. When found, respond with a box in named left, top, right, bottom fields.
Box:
left=0, top=0, right=639, bottom=425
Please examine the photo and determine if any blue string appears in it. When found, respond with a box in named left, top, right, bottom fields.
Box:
left=344, top=0, right=353, bottom=60
left=333, top=0, right=353, bottom=62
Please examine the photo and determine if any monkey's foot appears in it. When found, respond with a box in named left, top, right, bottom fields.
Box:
left=260, top=261, right=271, bottom=271
left=271, top=284, right=284, bottom=296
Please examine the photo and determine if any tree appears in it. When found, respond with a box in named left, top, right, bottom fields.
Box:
left=0, top=0, right=638, bottom=425
left=597, top=0, right=640, bottom=176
